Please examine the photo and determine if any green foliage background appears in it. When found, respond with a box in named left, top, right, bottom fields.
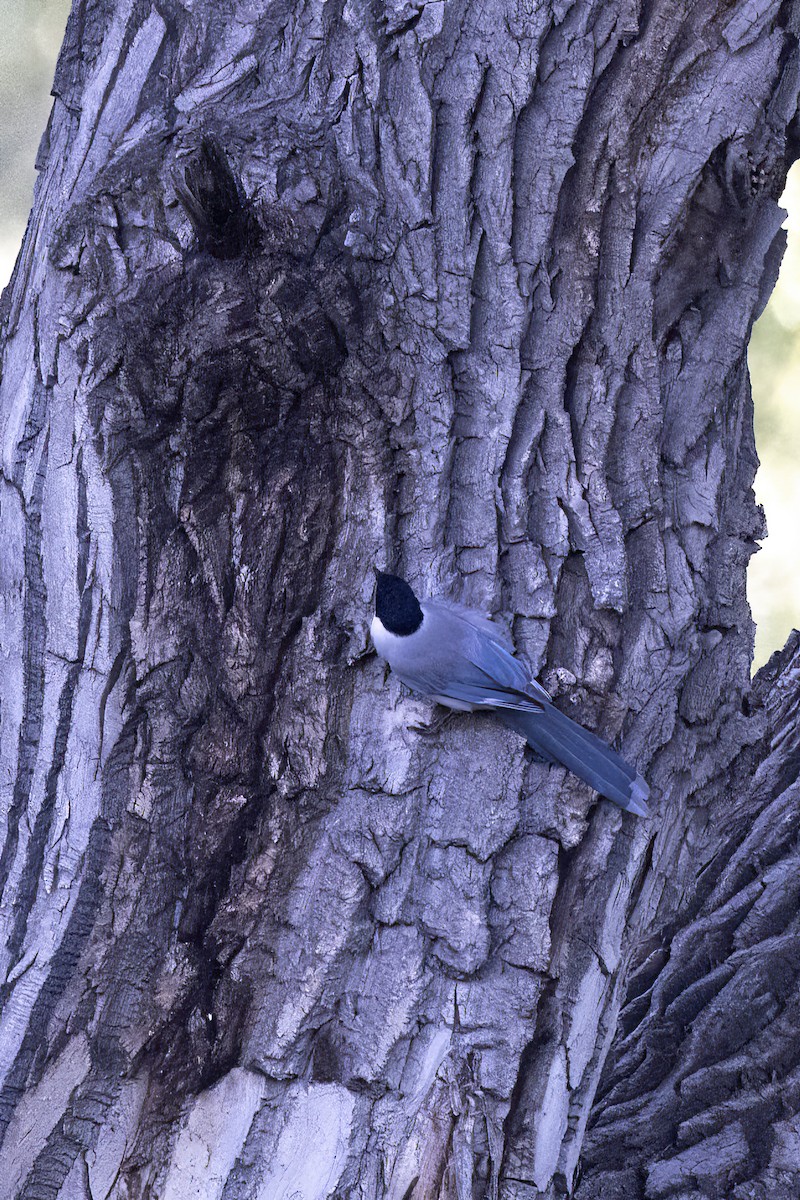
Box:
left=748, top=168, right=800, bottom=668
left=0, top=0, right=70, bottom=284
left=0, top=0, right=795, bottom=669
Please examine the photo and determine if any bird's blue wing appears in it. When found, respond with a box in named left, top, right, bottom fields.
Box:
left=405, top=601, right=546, bottom=711
left=430, top=599, right=551, bottom=702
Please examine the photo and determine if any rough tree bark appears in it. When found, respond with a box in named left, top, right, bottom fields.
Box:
left=0, top=0, right=799, bottom=1197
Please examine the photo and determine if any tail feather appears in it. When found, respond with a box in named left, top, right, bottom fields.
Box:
left=499, top=703, right=650, bottom=817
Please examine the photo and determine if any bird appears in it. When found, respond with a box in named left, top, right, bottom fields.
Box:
left=370, top=571, right=649, bottom=817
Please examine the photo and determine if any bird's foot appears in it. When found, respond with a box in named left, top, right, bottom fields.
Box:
left=409, top=710, right=457, bottom=737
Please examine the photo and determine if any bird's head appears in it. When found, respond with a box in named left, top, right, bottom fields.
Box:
left=374, top=570, right=423, bottom=636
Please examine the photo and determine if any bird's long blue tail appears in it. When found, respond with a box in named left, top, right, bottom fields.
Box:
left=498, top=703, right=650, bottom=816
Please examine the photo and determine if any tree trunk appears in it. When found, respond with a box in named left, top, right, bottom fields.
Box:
left=0, top=1, right=798, bottom=1197
left=576, top=631, right=800, bottom=1200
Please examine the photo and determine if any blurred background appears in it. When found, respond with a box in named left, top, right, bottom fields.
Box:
left=0, top=0, right=796, bottom=670
left=0, top=0, right=70, bottom=284
left=747, top=167, right=800, bottom=668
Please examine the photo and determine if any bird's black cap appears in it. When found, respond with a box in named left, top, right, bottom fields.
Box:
left=375, top=571, right=423, bottom=636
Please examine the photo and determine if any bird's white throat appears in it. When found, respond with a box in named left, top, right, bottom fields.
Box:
left=370, top=613, right=423, bottom=659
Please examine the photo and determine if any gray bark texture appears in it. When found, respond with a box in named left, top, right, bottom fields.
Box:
left=0, top=0, right=799, bottom=1197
